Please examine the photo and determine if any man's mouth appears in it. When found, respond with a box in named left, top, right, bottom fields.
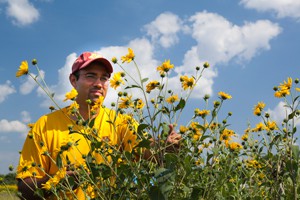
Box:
left=90, top=90, right=102, bottom=96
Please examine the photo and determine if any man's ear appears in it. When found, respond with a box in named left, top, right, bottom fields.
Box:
left=69, top=74, right=77, bottom=88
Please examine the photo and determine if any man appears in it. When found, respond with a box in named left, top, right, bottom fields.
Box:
left=16, top=52, right=181, bottom=199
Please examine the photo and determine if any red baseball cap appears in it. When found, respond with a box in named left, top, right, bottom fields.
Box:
left=71, top=52, right=113, bottom=74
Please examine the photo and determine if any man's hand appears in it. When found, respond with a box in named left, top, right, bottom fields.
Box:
left=65, top=165, right=80, bottom=190
left=166, top=124, right=181, bottom=152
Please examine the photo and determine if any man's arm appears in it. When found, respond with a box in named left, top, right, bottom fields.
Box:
left=18, top=170, right=79, bottom=200
left=142, top=124, right=181, bottom=161
left=17, top=176, right=49, bottom=200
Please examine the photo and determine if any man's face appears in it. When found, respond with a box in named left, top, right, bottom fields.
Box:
left=70, top=62, right=110, bottom=106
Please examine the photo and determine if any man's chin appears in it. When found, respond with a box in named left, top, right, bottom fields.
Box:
left=90, top=95, right=104, bottom=102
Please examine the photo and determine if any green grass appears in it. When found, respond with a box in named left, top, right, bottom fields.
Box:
left=0, top=191, right=20, bottom=200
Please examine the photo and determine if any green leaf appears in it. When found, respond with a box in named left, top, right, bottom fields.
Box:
left=183, top=155, right=192, bottom=175
left=149, top=186, right=164, bottom=200
left=161, top=184, right=173, bottom=199
left=165, top=153, right=178, bottom=169
left=99, top=164, right=112, bottom=179
left=152, top=109, right=162, bottom=121
left=88, top=118, right=95, bottom=128
left=288, top=110, right=297, bottom=120
left=154, top=168, right=174, bottom=184
left=292, top=145, right=300, bottom=161
left=34, top=189, right=45, bottom=199
left=85, top=153, right=93, bottom=164
left=124, top=151, right=132, bottom=160
left=137, top=124, right=149, bottom=135
left=136, top=138, right=151, bottom=148
left=162, top=123, right=170, bottom=135
left=155, top=168, right=169, bottom=178
left=141, top=78, right=149, bottom=83
left=56, top=154, right=63, bottom=169
left=212, top=147, right=220, bottom=156
left=125, top=85, right=141, bottom=89
left=67, top=176, right=75, bottom=189
left=190, top=187, right=203, bottom=200
left=292, top=126, right=297, bottom=134
left=174, top=98, right=186, bottom=111
left=163, top=106, right=170, bottom=114
left=94, top=141, right=103, bottom=149
left=293, top=96, right=300, bottom=104
left=195, top=124, right=207, bottom=132
left=206, top=153, right=214, bottom=164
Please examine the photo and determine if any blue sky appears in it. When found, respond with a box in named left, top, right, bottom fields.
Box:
left=0, top=0, right=300, bottom=174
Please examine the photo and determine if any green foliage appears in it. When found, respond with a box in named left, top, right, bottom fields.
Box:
left=15, top=51, right=300, bottom=199
left=0, top=173, right=17, bottom=185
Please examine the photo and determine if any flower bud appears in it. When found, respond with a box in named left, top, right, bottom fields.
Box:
left=203, top=94, right=210, bottom=100
left=8, top=165, right=14, bottom=171
left=203, top=62, right=210, bottom=68
left=86, top=99, right=92, bottom=105
left=32, top=59, right=38, bottom=65
left=295, top=78, right=299, bottom=84
left=111, top=57, right=117, bottom=64
left=49, top=106, right=55, bottom=111
left=214, top=101, right=220, bottom=108
left=196, top=66, right=200, bottom=71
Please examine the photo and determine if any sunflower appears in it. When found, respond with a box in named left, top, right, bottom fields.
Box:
left=16, top=60, right=29, bottom=77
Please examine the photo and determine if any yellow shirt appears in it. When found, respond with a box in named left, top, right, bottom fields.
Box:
left=16, top=106, right=138, bottom=199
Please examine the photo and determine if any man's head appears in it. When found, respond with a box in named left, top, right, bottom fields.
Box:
left=69, top=52, right=113, bottom=106
left=71, top=52, right=113, bottom=75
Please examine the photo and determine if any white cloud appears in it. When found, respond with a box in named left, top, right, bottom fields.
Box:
left=37, top=53, right=76, bottom=108
left=0, top=119, right=27, bottom=133
left=21, top=110, right=31, bottom=123
left=144, top=12, right=186, bottom=48
left=188, top=11, right=282, bottom=65
left=267, top=101, right=300, bottom=127
left=19, top=72, right=38, bottom=94
left=0, top=80, right=15, bottom=103
left=165, top=11, right=281, bottom=98
left=35, top=11, right=282, bottom=108
left=6, top=0, right=39, bottom=26
left=98, top=38, right=160, bottom=105
left=241, top=0, right=300, bottom=20
left=174, top=46, right=217, bottom=98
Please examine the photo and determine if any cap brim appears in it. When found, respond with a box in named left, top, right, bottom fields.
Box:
left=79, top=57, right=113, bottom=74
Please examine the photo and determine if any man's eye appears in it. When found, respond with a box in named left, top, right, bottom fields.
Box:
left=100, top=77, right=109, bottom=82
left=86, top=74, right=97, bottom=79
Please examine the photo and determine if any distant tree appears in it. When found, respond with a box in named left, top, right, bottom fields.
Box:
left=0, top=173, right=17, bottom=185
